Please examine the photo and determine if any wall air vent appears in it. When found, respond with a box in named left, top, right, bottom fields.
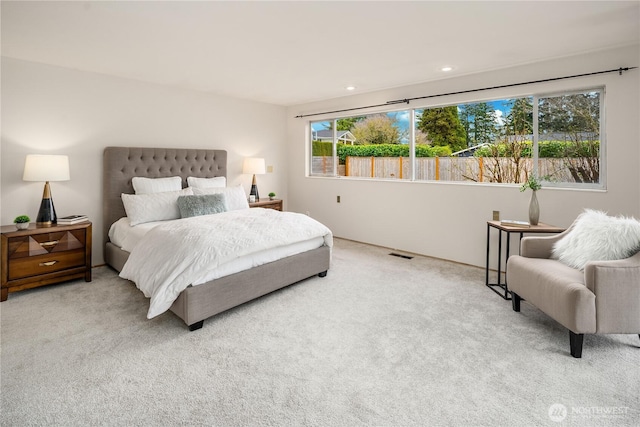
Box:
left=389, top=252, right=413, bottom=260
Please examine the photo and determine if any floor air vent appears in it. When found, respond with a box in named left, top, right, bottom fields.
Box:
left=389, top=252, right=413, bottom=260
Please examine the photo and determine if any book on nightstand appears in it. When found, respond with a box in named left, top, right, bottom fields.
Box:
left=57, top=215, right=89, bottom=225
left=500, top=219, right=530, bottom=228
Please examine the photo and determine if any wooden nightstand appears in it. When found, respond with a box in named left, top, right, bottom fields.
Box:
left=1, top=221, right=92, bottom=301
left=249, top=198, right=283, bottom=211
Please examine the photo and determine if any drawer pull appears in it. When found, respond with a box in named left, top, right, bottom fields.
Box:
left=40, top=240, right=59, bottom=247
left=39, top=261, right=58, bottom=267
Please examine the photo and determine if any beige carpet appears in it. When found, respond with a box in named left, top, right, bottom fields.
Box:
left=1, top=238, right=638, bottom=426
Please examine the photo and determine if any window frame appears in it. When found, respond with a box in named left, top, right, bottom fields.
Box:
left=532, top=87, right=605, bottom=190
left=308, top=86, right=606, bottom=190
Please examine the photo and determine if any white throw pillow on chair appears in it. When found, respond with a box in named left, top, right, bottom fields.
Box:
left=552, top=209, right=640, bottom=270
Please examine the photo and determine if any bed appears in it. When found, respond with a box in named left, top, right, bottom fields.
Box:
left=103, top=147, right=331, bottom=330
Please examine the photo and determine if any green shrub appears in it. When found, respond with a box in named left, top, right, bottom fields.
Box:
left=313, top=141, right=454, bottom=164
left=473, top=140, right=599, bottom=158
left=312, top=141, right=333, bottom=156
left=336, top=144, right=450, bottom=164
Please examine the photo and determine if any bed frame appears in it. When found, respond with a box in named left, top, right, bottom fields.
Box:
left=103, top=147, right=330, bottom=330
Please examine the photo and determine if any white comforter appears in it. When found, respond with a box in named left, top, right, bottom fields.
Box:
left=119, top=208, right=333, bottom=318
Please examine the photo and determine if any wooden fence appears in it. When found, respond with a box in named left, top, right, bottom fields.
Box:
left=312, top=156, right=594, bottom=183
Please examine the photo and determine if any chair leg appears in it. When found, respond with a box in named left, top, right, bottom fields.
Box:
left=512, top=292, right=521, bottom=312
left=570, top=331, right=584, bottom=358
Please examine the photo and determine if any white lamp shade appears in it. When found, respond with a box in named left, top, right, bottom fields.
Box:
left=242, top=157, right=266, bottom=175
left=23, top=155, right=70, bottom=182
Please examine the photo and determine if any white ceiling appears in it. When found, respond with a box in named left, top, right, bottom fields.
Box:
left=2, top=1, right=639, bottom=106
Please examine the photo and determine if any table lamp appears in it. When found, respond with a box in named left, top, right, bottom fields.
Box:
left=23, top=154, right=70, bottom=227
left=242, top=157, right=266, bottom=201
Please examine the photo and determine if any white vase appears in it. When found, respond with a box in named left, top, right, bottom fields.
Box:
left=15, top=222, right=29, bottom=230
left=529, top=190, right=540, bottom=226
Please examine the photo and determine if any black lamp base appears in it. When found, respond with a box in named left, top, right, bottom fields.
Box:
left=36, top=197, right=57, bottom=227
left=249, top=184, right=260, bottom=201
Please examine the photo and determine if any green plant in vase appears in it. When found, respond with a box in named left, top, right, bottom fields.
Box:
left=520, top=174, right=542, bottom=225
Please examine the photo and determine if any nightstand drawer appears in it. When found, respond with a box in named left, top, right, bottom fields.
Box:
left=7, top=230, right=86, bottom=260
left=8, top=249, right=86, bottom=280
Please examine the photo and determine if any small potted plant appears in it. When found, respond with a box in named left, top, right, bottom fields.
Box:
left=13, top=215, right=30, bottom=230
left=268, top=192, right=276, bottom=201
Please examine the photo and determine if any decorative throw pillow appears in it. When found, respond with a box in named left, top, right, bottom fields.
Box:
left=132, top=176, right=182, bottom=194
left=552, top=209, right=640, bottom=270
left=186, top=176, right=226, bottom=189
left=122, top=187, right=193, bottom=226
left=191, top=185, right=249, bottom=211
left=177, top=194, right=227, bottom=218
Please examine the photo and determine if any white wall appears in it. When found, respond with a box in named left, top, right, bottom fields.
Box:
left=1, top=58, right=288, bottom=265
left=286, top=45, right=640, bottom=268
left=3, top=46, right=637, bottom=270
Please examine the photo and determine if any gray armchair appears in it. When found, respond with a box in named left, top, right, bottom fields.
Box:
left=507, top=222, right=640, bottom=358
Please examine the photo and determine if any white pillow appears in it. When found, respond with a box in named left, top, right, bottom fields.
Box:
left=122, top=188, right=193, bottom=226
left=192, top=185, right=249, bottom=211
left=187, top=176, right=226, bottom=189
left=552, top=209, right=640, bottom=270
left=132, top=176, right=182, bottom=194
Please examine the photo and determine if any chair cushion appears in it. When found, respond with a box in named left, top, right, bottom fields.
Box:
left=507, top=256, right=596, bottom=333
left=551, top=209, right=640, bottom=270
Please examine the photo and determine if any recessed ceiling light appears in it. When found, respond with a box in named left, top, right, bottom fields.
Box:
left=441, top=66, right=453, bottom=72
left=346, top=86, right=356, bottom=91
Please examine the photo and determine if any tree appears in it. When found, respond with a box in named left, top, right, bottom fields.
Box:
left=538, top=92, right=599, bottom=137
left=322, top=116, right=364, bottom=132
left=415, top=129, right=429, bottom=145
left=538, top=92, right=600, bottom=183
left=458, top=104, right=473, bottom=146
left=472, top=102, right=499, bottom=145
left=337, top=117, right=363, bottom=131
left=480, top=135, right=530, bottom=184
left=458, top=102, right=499, bottom=145
left=504, top=98, right=533, bottom=136
left=417, top=106, right=466, bottom=152
left=351, top=114, right=401, bottom=145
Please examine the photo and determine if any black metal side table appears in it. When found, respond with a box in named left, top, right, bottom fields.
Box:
left=485, top=220, right=564, bottom=300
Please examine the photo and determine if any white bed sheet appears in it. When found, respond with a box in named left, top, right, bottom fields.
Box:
left=108, top=216, right=325, bottom=285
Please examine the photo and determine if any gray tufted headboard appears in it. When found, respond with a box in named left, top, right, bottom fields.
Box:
left=103, top=147, right=227, bottom=245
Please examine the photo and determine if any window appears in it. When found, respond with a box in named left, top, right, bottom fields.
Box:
left=309, top=87, right=604, bottom=189
left=310, top=120, right=335, bottom=176
left=311, top=112, right=413, bottom=180
left=536, top=90, right=602, bottom=187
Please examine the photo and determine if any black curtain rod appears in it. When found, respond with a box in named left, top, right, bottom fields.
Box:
left=294, top=66, right=637, bottom=119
